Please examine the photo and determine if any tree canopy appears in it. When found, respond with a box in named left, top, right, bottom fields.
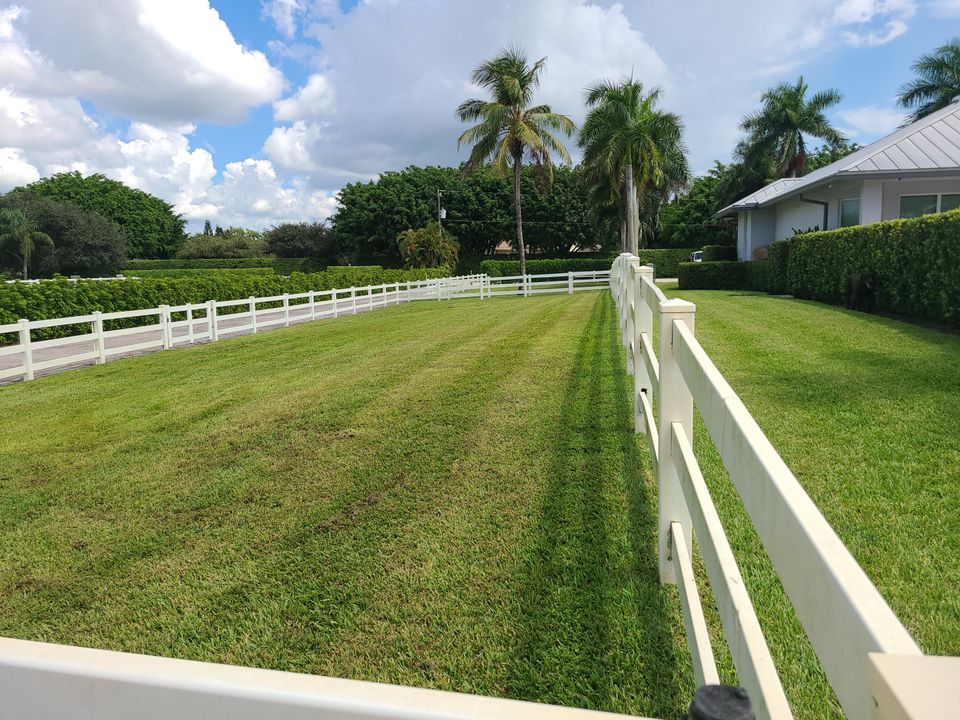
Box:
left=16, top=172, right=186, bottom=259
left=898, top=38, right=960, bottom=123
left=456, top=46, right=575, bottom=275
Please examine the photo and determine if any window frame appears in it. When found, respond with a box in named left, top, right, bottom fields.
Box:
left=839, top=197, right=861, bottom=228
left=899, top=191, right=960, bottom=219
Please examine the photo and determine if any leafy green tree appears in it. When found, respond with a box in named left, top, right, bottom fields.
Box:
left=203, top=220, right=214, bottom=235
left=456, top=46, right=576, bottom=276
left=804, top=139, right=862, bottom=173
left=658, top=163, right=735, bottom=247
left=0, top=208, right=55, bottom=279
left=739, top=77, right=843, bottom=178
left=176, top=227, right=265, bottom=258
left=579, top=79, right=689, bottom=253
left=0, top=192, right=126, bottom=276
left=16, top=172, right=186, bottom=258
left=264, top=222, right=338, bottom=263
left=898, top=39, right=960, bottom=123
left=397, top=222, right=459, bottom=270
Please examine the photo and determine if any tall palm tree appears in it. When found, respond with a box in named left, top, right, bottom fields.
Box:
left=739, top=77, right=843, bottom=179
left=579, top=79, right=689, bottom=254
left=898, top=39, right=960, bottom=123
left=0, top=209, right=54, bottom=280
left=457, top=46, right=575, bottom=276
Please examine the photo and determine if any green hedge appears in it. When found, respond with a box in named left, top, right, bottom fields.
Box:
left=126, top=268, right=276, bottom=278
left=1, top=266, right=448, bottom=340
left=123, top=258, right=323, bottom=274
left=702, top=244, right=737, bottom=262
left=678, top=262, right=747, bottom=290
left=787, top=210, right=960, bottom=323
left=480, top=249, right=696, bottom=278
left=767, top=241, right=790, bottom=294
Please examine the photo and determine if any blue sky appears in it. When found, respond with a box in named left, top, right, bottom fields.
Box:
left=1, top=0, right=958, bottom=229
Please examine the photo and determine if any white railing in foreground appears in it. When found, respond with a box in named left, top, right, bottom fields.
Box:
left=0, top=271, right=609, bottom=384
left=0, top=637, right=647, bottom=720
left=610, top=253, right=958, bottom=720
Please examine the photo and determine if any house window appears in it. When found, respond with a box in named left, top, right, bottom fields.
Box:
left=840, top=198, right=860, bottom=227
left=942, top=194, right=960, bottom=212
left=900, top=194, right=938, bottom=218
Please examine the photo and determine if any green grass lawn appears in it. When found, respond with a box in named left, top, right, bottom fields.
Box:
left=665, top=285, right=960, bottom=719
left=3, top=287, right=956, bottom=720
left=0, top=293, right=693, bottom=719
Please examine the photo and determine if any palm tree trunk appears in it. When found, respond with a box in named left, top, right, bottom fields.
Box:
left=625, top=163, right=639, bottom=255
left=22, top=255, right=28, bottom=281
left=620, top=216, right=626, bottom=253
left=513, top=154, right=526, bottom=277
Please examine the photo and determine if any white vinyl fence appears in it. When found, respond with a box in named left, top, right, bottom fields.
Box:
left=0, top=271, right=609, bottom=384
left=610, top=253, right=958, bottom=720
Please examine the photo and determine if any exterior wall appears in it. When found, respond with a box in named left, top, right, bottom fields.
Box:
left=774, top=197, right=823, bottom=241
left=880, top=176, right=960, bottom=220
left=736, top=207, right=777, bottom=260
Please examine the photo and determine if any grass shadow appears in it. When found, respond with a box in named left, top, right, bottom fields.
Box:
left=508, top=293, right=690, bottom=718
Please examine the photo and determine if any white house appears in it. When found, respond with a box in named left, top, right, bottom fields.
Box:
left=719, top=97, right=960, bottom=260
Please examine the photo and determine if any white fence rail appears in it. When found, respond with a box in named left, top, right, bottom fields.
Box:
left=610, top=253, right=958, bottom=720
left=1, top=271, right=609, bottom=384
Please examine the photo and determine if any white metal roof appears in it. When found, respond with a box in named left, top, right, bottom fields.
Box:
left=718, top=98, right=960, bottom=216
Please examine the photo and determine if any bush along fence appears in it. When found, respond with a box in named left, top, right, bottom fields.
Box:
left=611, top=253, right=958, bottom=720
left=124, top=257, right=325, bottom=274
left=678, top=210, right=960, bottom=326
left=0, top=270, right=609, bottom=384
left=481, top=248, right=696, bottom=279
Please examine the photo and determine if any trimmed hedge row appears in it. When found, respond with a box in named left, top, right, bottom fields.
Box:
left=787, top=211, right=960, bottom=323
left=126, top=268, right=276, bottom=278
left=480, top=249, right=696, bottom=278
left=701, top=244, right=737, bottom=262
left=1, top=266, right=449, bottom=340
left=678, top=210, right=960, bottom=326
left=124, top=257, right=324, bottom=274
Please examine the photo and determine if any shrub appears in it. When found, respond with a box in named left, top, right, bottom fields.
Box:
left=0, top=266, right=449, bottom=340
left=479, top=249, right=696, bottom=278
left=397, top=222, right=459, bottom=270
left=123, top=258, right=323, bottom=274
left=264, top=222, right=338, bottom=264
left=177, top=228, right=266, bottom=259
left=702, top=244, right=737, bottom=262
left=677, top=261, right=748, bottom=290
left=743, top=261, right=769, bottom=292
left=787, top=210, right=960, bottom=324
left=125, top=268, right=276, bottom=279
left=767, top=241, right=790, bottom=294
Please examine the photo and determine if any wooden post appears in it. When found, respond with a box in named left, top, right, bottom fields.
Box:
left=634, top=264, right=655, bottom=433
left=19, top=318, right=33, bottom=381
left=350, top=287, right=357, bottom=314
left=159, top=305, right=171, bottom=349
left=93, top=311, right=106, bottom=364
left=657, top=298, right=696, bottom=584
left=625, top=257, right=637, bottom=374
left=283, top=293, right=290, bottom=327
left=332, top=290, right=339, bottom=318
left=249, top=297, right=257, bottom=333
left=309, top=290, right=316, bottom=320
left=207, top=300, right=218, bottom=341
left=186, top=303, right=195, bottom=344
left=568, top=271, right=574, bottom=295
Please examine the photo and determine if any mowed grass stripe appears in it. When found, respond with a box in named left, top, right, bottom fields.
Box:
left=0, top=293, right=692, bottom=718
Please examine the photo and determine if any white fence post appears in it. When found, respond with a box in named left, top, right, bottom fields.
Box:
left=159, top=305, right=171, bottom=349
left=249, top=297, right=258, bottom=333
left=350, top=287, right=357, bottom=314
left=332, top=290, right=339, bottom=318
left=657, top=298, right=696, bottom=584
left=283, top=293, right=290, bottom=327
left=635, top=265, right=655, bottom=433
left=568, top=271, right=574, bottom=295
left=625, top=257, right=637, bottom=375
left=19, top=318, right=34, bottom=381
left=186, top=304, right=195, bottom=344
left=207, top=300, right=218, bottom=342
left=93, top=311, right=106, bottom=364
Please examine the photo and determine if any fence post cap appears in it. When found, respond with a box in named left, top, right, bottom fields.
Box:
left=689, top=685, right=754, bottom=720
left=660, top=298, right=696, bottom=314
